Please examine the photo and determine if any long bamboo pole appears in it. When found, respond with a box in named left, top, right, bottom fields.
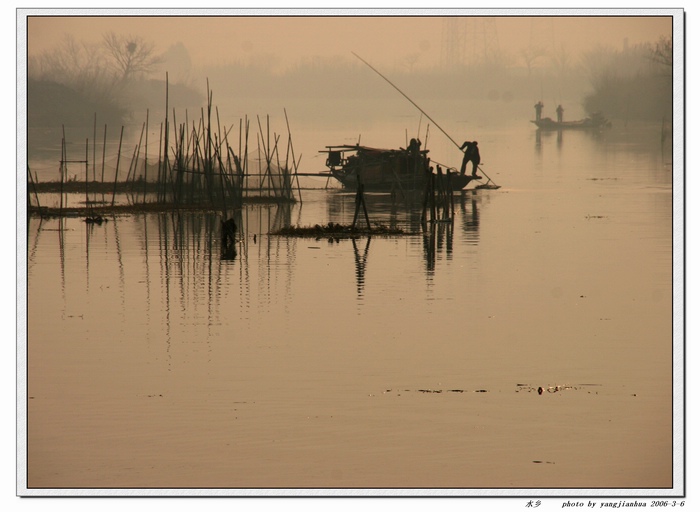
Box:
left=60, top=126, right=65, bottom=215
left=85, top=138, right=89, bottom=214
left=143, top=109, right=149, bottom=203
left=101, top=124, right=107, bottom=202
left=111, top=126, right=124, bottom=207
left=352, top=52, right=498, bottom=187
left=27, top=165, right=41, bottom=209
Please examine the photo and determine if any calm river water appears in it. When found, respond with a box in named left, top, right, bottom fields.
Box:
left=23, top=105, right=678, bottom=493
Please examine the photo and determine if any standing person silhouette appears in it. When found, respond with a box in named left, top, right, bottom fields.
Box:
left=459, top=141, right=481, bottom=177
left=534, top=101, right=544, bottom=121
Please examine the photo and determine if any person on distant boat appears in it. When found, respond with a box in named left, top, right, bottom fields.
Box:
left=556, top=104, right=564, bottom=123
left=459, top=141, right=481, bottom=177
left=534, top=101, right=544, bottom=121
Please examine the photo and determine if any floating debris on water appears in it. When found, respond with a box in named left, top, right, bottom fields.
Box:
left=273, top=222, right=409, bottom=238
left=382, top=388, right=487, bottom=395
left=84, top=215, right=107, bottom=225
left=381, top=384, right=604, bottom=396
left=516, top=383, right=594, bottom=395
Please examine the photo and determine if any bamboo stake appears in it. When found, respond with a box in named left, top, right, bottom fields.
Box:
left=163, top=72, right=170, bottom=203
left=157, top=122, right=163, bottom=202
left=111, top=126, right=124, bottom=207
left=27, top=165, right=41, bottom=209
left=143, top=109, right=149, bottom=203
left=60, top=126, right=65, bottom=215
left=101, top=124, right=107, bottom=202
left=284, top=108, right=303, bottom=203
left=85, top=138, right=89, bottom=214
left=93, top=113, right=97, bottom=182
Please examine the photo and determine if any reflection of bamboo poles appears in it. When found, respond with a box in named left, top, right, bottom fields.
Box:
left=421, top=168, right=453, bottom=224
left=58, top=216, right=66, bottom=296
left=112, top=213, right=126, bottom=322
left=352, top=236, right=371, bottom=298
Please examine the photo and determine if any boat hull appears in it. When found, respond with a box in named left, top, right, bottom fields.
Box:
left=531, top=116, right=611, bottom=131
left=331, top=169, right=474, bottom=191
left=322, top=144, right=473, bottom=192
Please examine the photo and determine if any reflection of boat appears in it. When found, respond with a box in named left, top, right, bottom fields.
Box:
left=320, top=143, right=475, bottom=191
left=531, top=112, right=611, bottom=131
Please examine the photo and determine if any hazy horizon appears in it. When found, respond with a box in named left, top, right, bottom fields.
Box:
left=24, top=12, right=673, bottom=73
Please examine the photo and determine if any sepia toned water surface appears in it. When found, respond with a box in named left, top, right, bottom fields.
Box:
left=25, top=110, right=675, bottom=491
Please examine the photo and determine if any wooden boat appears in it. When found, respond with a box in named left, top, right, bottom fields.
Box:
left=531, top=112, right=611, bottom=131
left=320, top=142, right=475, bottom=191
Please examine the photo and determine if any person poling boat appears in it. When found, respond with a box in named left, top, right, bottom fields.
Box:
left=459, top=141, right=481, bottom=178
left=352, top=51, right=500, bottom=189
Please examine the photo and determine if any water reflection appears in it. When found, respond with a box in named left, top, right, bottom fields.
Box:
left=459, top=191, right=480, bottom=245
left=352, top=236, right=371, bottom=300
left=421, top=221, right=453, bottom=273
left=25, top=115, right=675, bottom=489
left=28, top=187, right=484, bottom=328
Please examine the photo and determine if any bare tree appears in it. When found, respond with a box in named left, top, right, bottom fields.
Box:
left=579, top=45, right=618, bottom=90
left=520, top=46, right=547, bottom=76
left=550, top=43, right=572, bottom=79
left=649, top=36, right=672, bottom=76
left=27, top=35, right=112, bottom=101
left=102, top=31, right=162, bottom=84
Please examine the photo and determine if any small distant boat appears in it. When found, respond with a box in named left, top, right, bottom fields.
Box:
left=320, top=142, right=475, bottom=191
left=531, top=112, right=611, bottom=131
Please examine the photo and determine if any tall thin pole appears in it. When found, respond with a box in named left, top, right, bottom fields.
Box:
left=60, top=126, right=66, bottom=215
left=101, top=124, right=107, bottom=197
left=85, top=138, right=89, bottom=214
left=352, top=52, right=461, bottom=150
left=93, top=113, right=97, bottom=182
left=143, top=109, right=149, bottom=203
left=352, top=52, right=499, bottom=187
left=111, top=126, right=124, bottom=207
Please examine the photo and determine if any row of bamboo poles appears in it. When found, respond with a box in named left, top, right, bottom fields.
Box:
left=421, top=165, right=455, bottom=224
left=28, top=77, right=303, bottom=217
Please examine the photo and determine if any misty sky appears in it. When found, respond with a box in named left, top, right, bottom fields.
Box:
left=24, top=11, right=673, bottom=72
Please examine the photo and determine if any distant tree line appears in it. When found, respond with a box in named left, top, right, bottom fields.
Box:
left=27, top=32, right=673, bottom=131
left=27, top=32, right=202, bottom=129
left=581, top=36, right=673, bottom=122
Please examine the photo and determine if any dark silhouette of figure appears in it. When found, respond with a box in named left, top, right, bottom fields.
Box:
left=459, top=141, right=481, bottom=177
left=221, top=218, right=237, bottom=260
left=408, top=138, right=421, bottom=156
left=534, top=101, right=544, bottom=121
left=556, top=104, right=564, bottom=123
